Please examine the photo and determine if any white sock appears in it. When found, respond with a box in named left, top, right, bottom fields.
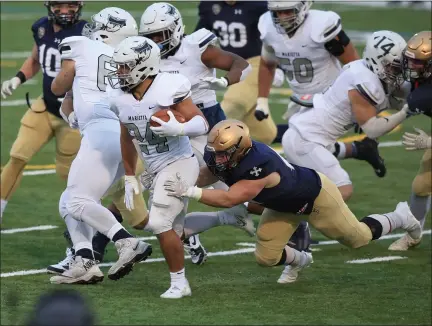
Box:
left=65, top=215, right=94, bottom=250
left=283, top=245, right=303, bottom=266
left=170, top=268, right=187, bottom=287
left=1, top=199, right=8, bottom=218
left=367, top=213, right=394, bottom=236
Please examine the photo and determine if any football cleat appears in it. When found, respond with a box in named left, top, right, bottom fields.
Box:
left=353, top=137, right=386, bottom=177
left=50, top=256, right=104, bottom=285
left=160, top=281, right=192, bottom=299
left=277, top=251, right=313, bottom=284
left=183, top=234, right=208, bottom=265
left=108, top=238, right=152, bottom=281
left=47, top=247, right=75, bottom=275
left=388, top=233, right=422, bottom=251
left=393, top=202, right=422, bottom=241
left=224, top=204, right=256, bottom=236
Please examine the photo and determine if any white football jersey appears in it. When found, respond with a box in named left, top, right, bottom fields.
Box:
left=259, top=10, right=343, bottom=95
left=59, top=36, right=118, bottom=130
left=109, top=73, right=194, bottom=174
left=289, top=59, right=389, bottom=146
left=159, top=28, right=218, bottom=107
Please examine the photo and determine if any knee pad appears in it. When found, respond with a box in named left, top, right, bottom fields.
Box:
left=412, top=175, right=432, bottom=197
left=254, top=248, right=281, bottom=267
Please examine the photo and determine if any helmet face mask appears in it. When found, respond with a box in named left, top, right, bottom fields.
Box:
left=45, top=1, right=83, bottom=27
left=402, top=31, right=432, bottom=82
left=108, top=37, right=161, bottom=92
left=205, top=120, right=252, bottom=173
left=363, top=30, right=407, bottom=93
left=268, top=1, right=312, bottom=35
left=139, top=3, right=185, bottom=58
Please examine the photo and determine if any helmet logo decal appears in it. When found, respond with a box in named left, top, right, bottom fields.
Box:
left=107, top=14, right=127, bottom=32
left=131, top=41, right=153, bottom=61
left=166, top=4, right=176, bottom=15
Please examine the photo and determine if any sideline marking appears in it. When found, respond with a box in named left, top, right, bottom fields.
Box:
left=346, top=256, right=407, bottom=264
left=1, top=225, right=58, bottom=234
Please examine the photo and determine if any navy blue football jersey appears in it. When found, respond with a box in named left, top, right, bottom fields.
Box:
left=31, top=17, right=87, bottom=118
left=195, top=1, right=267, bottom=60
left=408, top=80, right=432, bottom=118
left=204, top=141, right=322, bottom=214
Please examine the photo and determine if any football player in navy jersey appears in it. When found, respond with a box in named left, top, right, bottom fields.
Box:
left=195, top=1, right=286, bottom=145
left=0, top=1, right=86, bottom=225
left=165, top=120, right=422, bottom=283
left=389, top=31, right=432, bottom=251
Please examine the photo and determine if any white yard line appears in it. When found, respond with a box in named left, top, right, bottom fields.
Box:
left=1, top=225, right=58, bottom=234
left=346, top=256, right=408, bottom=264
left=2, top=229, right=430, bottom=278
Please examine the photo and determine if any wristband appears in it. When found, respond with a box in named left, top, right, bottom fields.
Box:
left=16, top=71, right=26, bottom=84
left=187, top=186, right=203, bottom=201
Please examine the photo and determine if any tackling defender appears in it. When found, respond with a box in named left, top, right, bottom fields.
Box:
left=389, top=31, right=432, bottom=251
left=0, top=1, right=85, bottom=224
left=164, top=119, right=422, bottom=283
left=108, top=36, right=208, bottom=298
left=49, top=8, right=152, bottom=284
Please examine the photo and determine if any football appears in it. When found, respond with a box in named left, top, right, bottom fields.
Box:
left=150, top=109, right=186, bottom=127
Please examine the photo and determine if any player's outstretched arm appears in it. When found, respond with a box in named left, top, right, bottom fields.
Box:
left=165, top=174, right=272, bottom=209
left=350, top=89, right=408, bottom=139
left=1, top=43, right=40, bottom=99
left=200, top=45, right=251, bottom=87
left=51, top=59, right=75, bottom=96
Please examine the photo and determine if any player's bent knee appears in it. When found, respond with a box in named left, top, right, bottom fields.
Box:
left=412, top=176, right=432, bottom=197
left=254, top=249, right=280, bottom=267
left=65, top=196, right=96, bottom=222
left=338, top=184, right=353, bottom=202
left=146, top=217, right=172, bottom=235
left=58, top=191, right=69, bottom=219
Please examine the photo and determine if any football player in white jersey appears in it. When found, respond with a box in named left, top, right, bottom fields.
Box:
left=138, top=2, right=255, bottom=264
left=108, top=36, right=209, bottom=298
left=49, top=8, right=153, bottom=285
left=283, top=30, right=413, bottom=200
left=256, top=1, right=389, bottom=180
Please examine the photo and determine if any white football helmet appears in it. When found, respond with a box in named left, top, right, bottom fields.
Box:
left=83, top=7, right=138, bottom=47
left=139, top=2, right=185, bottom=57
left=267, top=0, right=312, bottom=34
left=363, top=30, right=407, bottom=91
left=108, top=36, right=160, bottom=91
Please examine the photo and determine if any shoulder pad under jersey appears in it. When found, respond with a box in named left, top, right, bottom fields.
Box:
left=157, top=73, right=192, bottom=107
left=310, top=10, right=342, bottom=44
left=355, top=80, right=385, bottom=106
left=58, top=36, right=89, bottom=60
left=258, top=11, right=272, bottom=42
left=186, top=28, right=218, bottom=54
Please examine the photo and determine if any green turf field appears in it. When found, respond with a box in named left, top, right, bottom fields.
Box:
left=1, top=2, right=431, bottom=325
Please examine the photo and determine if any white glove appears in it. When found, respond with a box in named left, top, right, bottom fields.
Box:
left=254, top=97, right=270, bottom=121
left=140, top=169, right=154, bottom=190
left=272, top=68, right=285, bottom=87
left=68, top=111, right=79, bottom=129
left=124, top=175, right=140, bottom=210
left=402, top=128, right=432, bottom=151
left=1, top=77, right=21, bottom=99
left=164, top=173, right=202, bottom=200
left=150, top=111, right=184, bottom=137
left=197, top=77, right=229, bottom=91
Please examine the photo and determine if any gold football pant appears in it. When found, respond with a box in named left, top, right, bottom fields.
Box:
left=1, top=97, right=81, bottom=201
left=105, top=158, right=149, bottom=229
left=412, top=149, right=432, bottom=197
left=255, top=173, right=373, bottom=266
left=221, top=56, right=277, bottom=145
